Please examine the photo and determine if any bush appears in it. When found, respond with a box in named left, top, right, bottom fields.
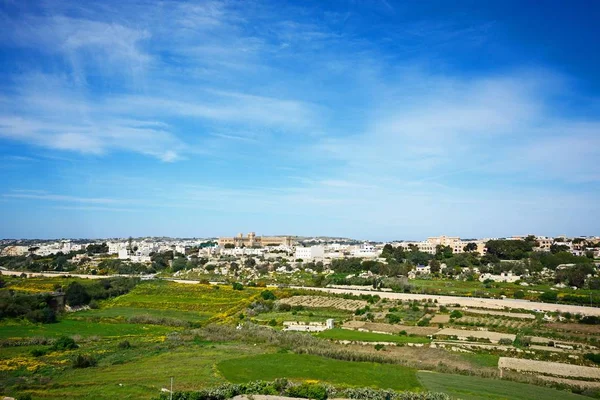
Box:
left=498, top=338, right=513, bottom=345
left=513, top=290, right=525, bottom=299
left=539, top=291, right=558, bottom=302
left=449, top=310, right=462, bottom=319
left=286, top=382, right=328, bottom=400
left=72, top=354, right=97, bottom=368
left=89, top=300, right=100, bottom=309
left=277, top=303, right=292, bottom=312
left=268, top=319, right=277, bottom=327
left=232, top=282, right=244, bottom=291
left=16, top=394, right=32, bottom=400
left=584, top=353, right=600, bottom=365
left=580, top=316, right=600, bottom=325
left=65, top=282, right=91, bottom=306
left=374, top=344, right=385, bottom=351
left=31, top=348, right=48, bottom=357
left=118, top=340, right=132, bottom=349
left=51, top=336, right=78, bottom=351
left=386, top=313, right=401, bottom=324
left=260, top=290, right=276, bottom=301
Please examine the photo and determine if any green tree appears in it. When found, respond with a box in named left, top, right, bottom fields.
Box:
left=463, top=242, right=478, bottom=252
left=65, top=282, right=90, bottom=307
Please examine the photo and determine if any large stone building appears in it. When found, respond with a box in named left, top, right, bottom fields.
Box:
left=397, top=235, right=486, bottom=255
left=218, top=232, right=294, bottom=248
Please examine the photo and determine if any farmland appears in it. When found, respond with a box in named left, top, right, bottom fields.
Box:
left=1, top=274, right=600, bottom=400
left=417, top=372, right=588, bottom=400
left=218, top=353, right=422, bottom=391
left=316, top=328, right=431, bottom=344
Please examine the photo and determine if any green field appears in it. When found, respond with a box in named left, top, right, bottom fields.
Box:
left=218, top=353, right=422, bottom=391
left=458, top=353, right=499, bottom=368
left=72, top=306, right=212, bottom=323
left=106, top=280, right=260, bottom=314
left=316, top=328, right=431, bottom=344
left=417, top=372, right=587, bottom=400
left=0, top=319, right=175, bottom=339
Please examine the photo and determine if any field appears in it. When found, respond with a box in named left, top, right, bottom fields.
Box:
left=0, top=319, right=174, bottom=339
left=278, top=295, right=367, bottom=310
left=417, top=372, right=588, bottom=400
left=218, top=353, right=422, bottom=391
left=2, top=275, right=599, bottom=400
left=316, top=328, right=431, bottom=344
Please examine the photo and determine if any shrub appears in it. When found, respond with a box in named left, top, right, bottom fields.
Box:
left=513, top=290, right=525, bottom=299
left=65, top=282, right=91, bottom=306
left=268, top=319, right=277, bottom=327
left=580, top=316, right=600, bottom=325
left=260, top=290, right=276, bottom=301
left=51, top=336, right=78, bottom=351
left=232, top=282, right=244, bottom=291
left=584, top=353, right=600, bottom=365
left=498, top=338, right=513, bottom=345
left=374, top=344, right=385, bottom=351
left=118, top=340, right=132, bottom=349
left=398, top=330, right=407, bottom=336
left=539, top=291, right=558, bottom=302
left=277, top=303, right=292, bottom=312
left=417, top=318, right=431, bottom=326
left=72, top=354, right=97, bottom=368
left=286, top=382, right=328, bottom=400
left=386, top=313, right=401, bottom=324
left=449, top=310, right=462, bottom=319
left=89, top=300, right=100, bottom=309
left=16, top=394, right=32, bottom=400
left=31, top=348, right=48, bottom=357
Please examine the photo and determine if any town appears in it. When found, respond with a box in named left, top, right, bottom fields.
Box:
left=2, top=233, right=599, bottom=295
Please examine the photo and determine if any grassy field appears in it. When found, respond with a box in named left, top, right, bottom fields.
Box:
left=72, top=306, right=212, bottom=323
left=218, top=353, right=422, bottom=391
left=316, top=328, right=431, bottom=344
left=458, top=353, right=499, bottom=368
left=0, top=319, right=175, bottom=339
left=106, top=280, right=260, bottom=315
left=417, top=371, right=587, bottom=400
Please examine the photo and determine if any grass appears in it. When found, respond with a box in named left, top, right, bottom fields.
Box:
left=20, top=342, right=264, bottom=400
left=106, top=280, right=259, bottom=314
left=316, top=328, right=430, bottom=344
left=0, top=319, right=175, bottom=339
left=459, top=353, right=499, bottom=368
left=417, top=371, right=587, bottom=400
left=218, top=352, right=422, bottom=391
left=72, top=306, right=212, bottom=323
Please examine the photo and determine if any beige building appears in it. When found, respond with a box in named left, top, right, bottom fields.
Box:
left=398, top=236, right=486, bottom=255
left=218, top=232, right=294, bottom=248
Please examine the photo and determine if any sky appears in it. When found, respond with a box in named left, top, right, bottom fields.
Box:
left=0, top=0, right=599, bottom=240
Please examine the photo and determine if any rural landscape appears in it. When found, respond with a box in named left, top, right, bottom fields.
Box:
left=1, top=262, right=600, bottom=400
left=2, top=0, right=600, bottom=399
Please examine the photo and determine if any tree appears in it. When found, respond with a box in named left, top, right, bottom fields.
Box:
left=65, top=282, right=91, bottom=307
left=429, top=259, right=441, bottom=274
left=550, top=244, right=570, bottom=254
left=224, top=243, right=235, bottom=249
left=463, top=242, right=478, bottom=252
left=435, top=245, right=453, bottom=260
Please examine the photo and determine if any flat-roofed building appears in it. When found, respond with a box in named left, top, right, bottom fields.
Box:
left=218, top=232, right=294, bottom=248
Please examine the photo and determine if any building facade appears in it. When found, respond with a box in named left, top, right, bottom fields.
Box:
left=218, top=232, right=294, bottom=248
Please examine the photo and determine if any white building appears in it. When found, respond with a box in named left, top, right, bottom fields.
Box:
left=295, top=246, right=325, bottom=260
left=351, top=243, right=379, bottom=258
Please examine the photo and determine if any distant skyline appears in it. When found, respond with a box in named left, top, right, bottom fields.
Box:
left=1, top=1, right=599, bottom=240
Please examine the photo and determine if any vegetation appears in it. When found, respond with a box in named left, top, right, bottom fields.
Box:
left=217, top=353, right=422, bottom=391
left=316, top=328, right=430, bottom=344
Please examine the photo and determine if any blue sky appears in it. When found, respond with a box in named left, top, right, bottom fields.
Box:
left=1, top=0, right=599, bottom=240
